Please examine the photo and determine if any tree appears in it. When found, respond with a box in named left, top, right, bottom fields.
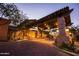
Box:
left=69, top=25, right=79, bottom=41
left=18, top=11, right=28, bottom=23
left=0, top=3, right=28, bottom=25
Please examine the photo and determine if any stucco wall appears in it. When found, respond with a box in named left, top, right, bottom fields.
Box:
left=0, top=24, right=9, bottom=41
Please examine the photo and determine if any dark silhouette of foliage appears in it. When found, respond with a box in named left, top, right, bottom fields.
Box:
left=69, top=25, right=79, bottom=41
left=0, top=3, right=28, bottom=25
left=0, top=3, right=20, bottom=19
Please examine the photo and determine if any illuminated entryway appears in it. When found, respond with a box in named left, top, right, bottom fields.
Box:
left=9, top=7, right=73, bottom=46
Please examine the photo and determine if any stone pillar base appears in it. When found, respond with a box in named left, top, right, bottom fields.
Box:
left=55, top=35, right=70, bottom=47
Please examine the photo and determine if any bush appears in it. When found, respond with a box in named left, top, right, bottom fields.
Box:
left=60, top=42, right=75, bottom=51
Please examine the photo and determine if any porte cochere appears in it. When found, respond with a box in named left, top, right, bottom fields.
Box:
left=0, top=6, right=73, bottom=46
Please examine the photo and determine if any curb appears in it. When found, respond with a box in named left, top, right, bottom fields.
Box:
left=54, top=46, right=79, bottom=56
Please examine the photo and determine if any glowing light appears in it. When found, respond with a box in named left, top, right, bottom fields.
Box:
left=44, top=23, right=50, bottom=29
left=55, top=22, right=58, bottom=26
left=65, top=28, right=69, bottom=31
left=69, top=32, right=72, bottom=35
left=27, top=30, right=36, bottom=38
left=11, top=28, right=50, bottom=43
left=29, top=27, right=38, bottom=31
left=56, top=30, right=59, bottom=32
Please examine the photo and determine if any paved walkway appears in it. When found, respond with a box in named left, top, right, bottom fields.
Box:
left=0, top=40, right=72, bottom=56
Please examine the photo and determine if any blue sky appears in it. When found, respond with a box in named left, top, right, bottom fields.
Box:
left=15, top=3, right=79, bottom=26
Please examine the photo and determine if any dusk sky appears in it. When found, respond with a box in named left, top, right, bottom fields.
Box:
left=15, top=3, right=79, bottom=26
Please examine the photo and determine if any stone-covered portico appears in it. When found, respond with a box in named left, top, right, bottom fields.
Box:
left=8, top=6, right=73, bottom=47
left=37, top=6, right=73, bottom=46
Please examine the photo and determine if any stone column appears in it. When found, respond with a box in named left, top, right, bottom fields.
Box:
left=56, top=16, right=69, bottom=46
